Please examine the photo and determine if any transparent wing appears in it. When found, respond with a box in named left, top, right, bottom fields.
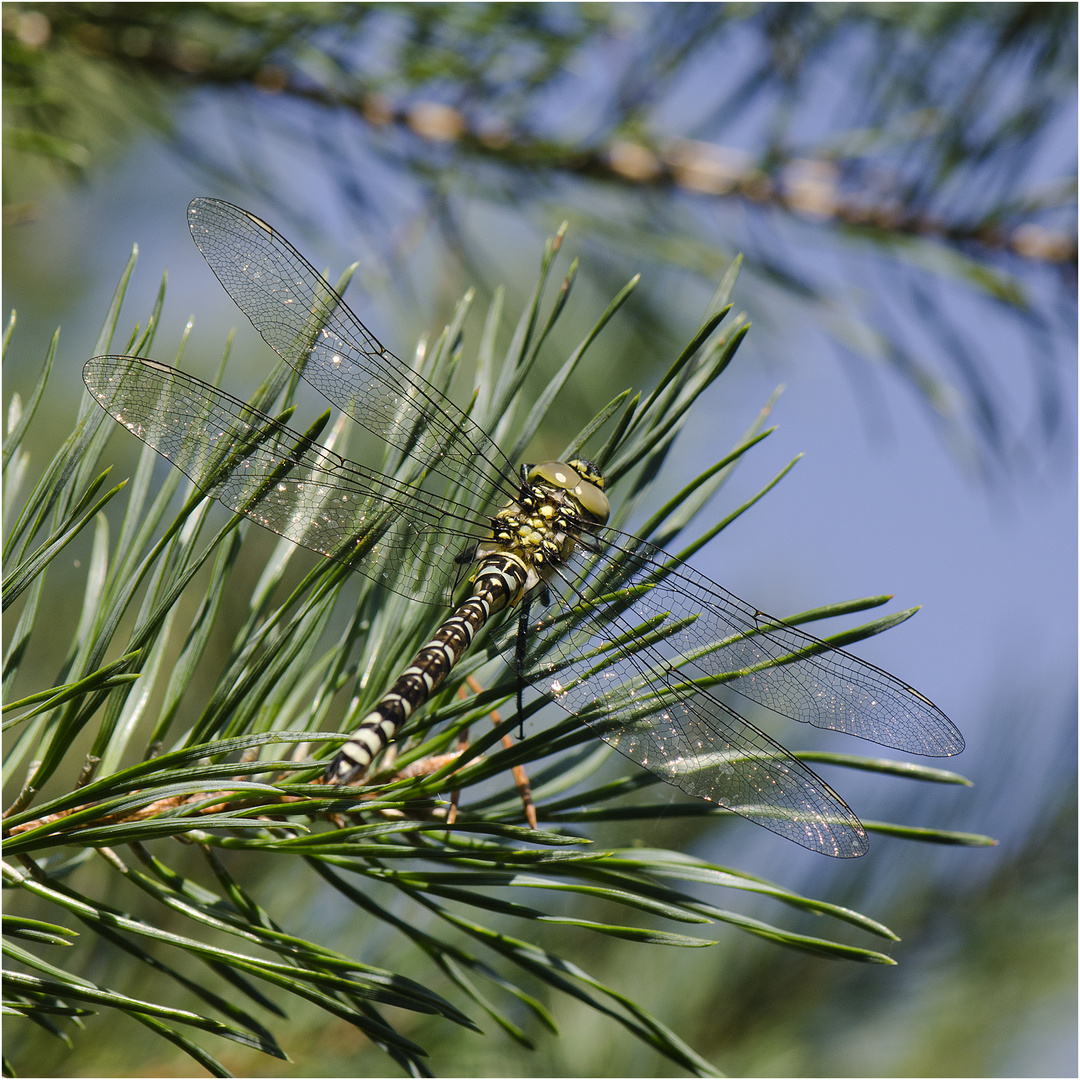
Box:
left=528, top=525, right=963, bottom=755
left=186, top=197, right=518, bottom=505
left=577, top=680, right=868, bottom=857
left=504, top=527, right=962, bottom=854
left=83, top=356, right=487, bottom=604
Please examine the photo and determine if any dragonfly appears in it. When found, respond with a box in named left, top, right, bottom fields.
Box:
left=84, top=198, right=964, bottom=858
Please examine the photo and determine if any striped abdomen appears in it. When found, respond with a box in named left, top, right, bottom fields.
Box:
left=323, top=458, right=609, bottom=787
left=324, top=554, right=529, bottom=785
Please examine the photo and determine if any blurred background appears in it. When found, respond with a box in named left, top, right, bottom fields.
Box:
left=3, top=3, right=1075, bottom=1075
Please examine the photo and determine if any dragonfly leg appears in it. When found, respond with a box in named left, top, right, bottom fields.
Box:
left=444, top=707, right=471, bottom=827
left=514, top=595, right=533, bottom=739
left=465, top=674, right=537, bottom=830
left=451, top=543, right=479, bottom=595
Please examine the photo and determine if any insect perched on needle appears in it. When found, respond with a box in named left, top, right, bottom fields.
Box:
left=84, top=199, right=964, bottom=857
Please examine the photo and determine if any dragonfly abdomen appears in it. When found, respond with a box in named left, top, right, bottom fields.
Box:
left=324, top=554, right=529, bottom=784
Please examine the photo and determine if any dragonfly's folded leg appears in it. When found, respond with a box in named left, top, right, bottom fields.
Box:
left=453, top=676, right=537, bottom=830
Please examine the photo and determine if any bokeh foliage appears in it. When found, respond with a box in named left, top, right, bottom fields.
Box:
left=3, top=2, right=1076, bottom=473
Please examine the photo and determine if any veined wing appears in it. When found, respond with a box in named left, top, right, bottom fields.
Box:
left=495, top=527, right=959, bottom=853
left=524, top=525, right=963, bottom=760
left=83, top=355, right=488, bottom=605
left=186, top=198, right=518, bottom=505
left=571, top=670, right=869, bottom=857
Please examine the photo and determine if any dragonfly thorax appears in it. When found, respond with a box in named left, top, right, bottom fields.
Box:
left=472, top=459, right=609, bottom=603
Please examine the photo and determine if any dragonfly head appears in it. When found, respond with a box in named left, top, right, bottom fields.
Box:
left=526, top=459, right=610, bottom=526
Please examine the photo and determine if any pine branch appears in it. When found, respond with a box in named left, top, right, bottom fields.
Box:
left=2, top=226, right=988, bottom=1077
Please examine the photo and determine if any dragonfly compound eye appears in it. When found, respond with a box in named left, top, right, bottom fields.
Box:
left=527, top=460, right=581, bottom=489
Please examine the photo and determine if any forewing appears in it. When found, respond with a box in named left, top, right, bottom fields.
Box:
left=186, top=198, right=517, bottom=504
left=530, top=526, right=963, bottom=758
